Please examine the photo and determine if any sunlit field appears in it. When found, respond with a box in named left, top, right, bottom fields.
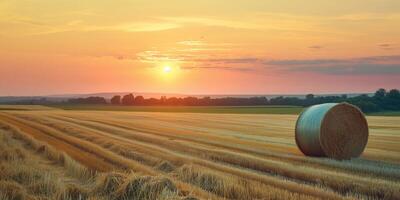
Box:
left=52, top=105, right=304, bottom=115
left=48, top=105, right=400, bottom=116
left=0, top=106, right=399, bottom=199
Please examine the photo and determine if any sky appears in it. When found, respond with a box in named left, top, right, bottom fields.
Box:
left=0, top=0, right=399, bottom=96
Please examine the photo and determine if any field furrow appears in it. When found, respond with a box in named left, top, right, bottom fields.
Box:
left=17, top=114, right=345, bottom=199
left=1, top=109, right=399, bottom=200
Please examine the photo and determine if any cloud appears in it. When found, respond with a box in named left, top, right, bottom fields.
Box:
left=136, top=41, right=256, bottom=65
left=192, top=58, right=260, bottom=64
left=308, top=45, right=324, bottom=50
left=136, top=50, right=186, bottom=63
left=136, top=47, right=262, bottom=72
left=177, top=40, right=205, bottom=46
left=265, top=55, right=400, bottom=75
left=293, top=63, right=400, bottom=75
left=378, top=43, right=395, bottom=50
left=14, top=18, right=47, bottom=26
left=160, top=16, right=264, bottom=30
left=266, top=59, right=346, bottom=66
left=44, top=21, right=180, bottom=35
left=137, top=50, right=261, bottom=69
left=181, top=66, right=253, bottom=72
left=114, top=22, right=180, bottom=32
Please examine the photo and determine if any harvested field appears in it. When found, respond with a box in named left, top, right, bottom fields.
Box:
left=0, top=107, right=399, bottom=199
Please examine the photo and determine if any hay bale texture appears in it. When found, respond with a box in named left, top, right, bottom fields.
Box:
left=295, top=103, right=369, bottom=160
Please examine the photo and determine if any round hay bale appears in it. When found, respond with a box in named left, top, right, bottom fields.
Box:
left=295, top=103, right=369, bottom=160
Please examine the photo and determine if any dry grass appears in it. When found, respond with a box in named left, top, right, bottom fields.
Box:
left=95, top=172, right=126, bottom=195
left=115, top=173, right=179, bottom=200
left=0, top=180, right=27, bottom=200
left=0, top=108, right=399, bottom=199
left=0, top=126, right=186, bottom=200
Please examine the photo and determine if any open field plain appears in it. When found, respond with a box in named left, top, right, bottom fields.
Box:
left=52, top=105, right=304, bottom=115
left=0, top=106, right=399, bottom=199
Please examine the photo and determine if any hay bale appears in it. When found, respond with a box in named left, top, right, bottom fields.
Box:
left=295, top=103, right=369, bottom=160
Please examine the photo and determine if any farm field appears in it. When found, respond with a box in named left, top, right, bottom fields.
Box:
left=368, top=111, right=400, bottom=116
left=49, top=104, right=399, bottom=116
left=0, top=106, right=399, bottom=199
left=51, top=105, right=304, bottom=115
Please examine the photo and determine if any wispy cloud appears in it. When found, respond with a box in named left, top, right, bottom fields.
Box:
left=308, top=45, right=324, bottom=50
left=137, top=50, right=186, bottom=63
left=177, top=40, right=205, bottom=46
left=137, top=39, right=400, bottom=75
left=136, top=43, right=262, bottom=72
left=378, top=43, right=395, bottom=50
left=265, top=55, right=400, bottom=75
left=29, top=21, right=181, bottom=35
left=136, top=40, right=242, bottom=64
left=113, top=21, right=180, bottom=32
left=191, top=58, right=260, bottom=64
left=160, top=16, right=264, bottom=30
left=13, top=18, right=48, bottom=26
left=292, top=64, right=400, bottom=75
left=181, top=66, right=254, bottom=72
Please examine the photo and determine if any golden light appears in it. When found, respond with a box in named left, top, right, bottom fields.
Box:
left=163, top=66, right=172, bottom=73
left=155, top=64, right=182, bottom=83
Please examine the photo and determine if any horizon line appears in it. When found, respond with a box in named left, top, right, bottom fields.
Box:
left=0, top=90, right=380, bottom=98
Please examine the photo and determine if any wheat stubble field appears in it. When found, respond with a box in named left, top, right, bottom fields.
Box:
left=0, top=106, right=399, bottom=200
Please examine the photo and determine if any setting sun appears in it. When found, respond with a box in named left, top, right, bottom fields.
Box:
left=163, top=66, right=172, bottom=73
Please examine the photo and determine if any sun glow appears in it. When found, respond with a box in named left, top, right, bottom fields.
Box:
left=155, top=64, right=182, bottom=83
left=163, top=66, right=172, bottom=73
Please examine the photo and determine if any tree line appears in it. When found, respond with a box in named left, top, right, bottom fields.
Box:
left=67, top=88, right=400, bottom=113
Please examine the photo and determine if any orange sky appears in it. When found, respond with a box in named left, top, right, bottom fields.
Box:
left=1, top=0, right=400, bottom=96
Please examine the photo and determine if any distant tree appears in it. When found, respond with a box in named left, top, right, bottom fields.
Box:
left=306, top=94, right=314, bottom=100
left=304, top=94, right=316, bottom=106
left=387, top=89, right=400, bottom=99
left=122, top=94, right=135, bottom=105
left=183, top=97, right=199, bottom=106
left=63, top=88, right=400, bottom=113
left=384, top=89, right=400, bottom=110
left=160, top=96, right=167, bottom=104
left=355, top=101, right=379, bottom=113
left=166, top=97, right=180, bottom=105
left=68, top=97, right=107, bottom=104
left=146, top=98, right=160, bottom=105
left=110, top=95, right=121, bottom=105
left=200, top=97, right=211, bottom=106
left=134, top=96, right=145, bottom=105
left=374, top=88, right=387, bottom=99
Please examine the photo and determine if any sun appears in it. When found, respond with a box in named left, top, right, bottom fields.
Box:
left=163, top=66, right=172, bottom=73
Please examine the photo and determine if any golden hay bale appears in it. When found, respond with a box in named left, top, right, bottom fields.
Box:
left=295, top=103, right=369, bottom=160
